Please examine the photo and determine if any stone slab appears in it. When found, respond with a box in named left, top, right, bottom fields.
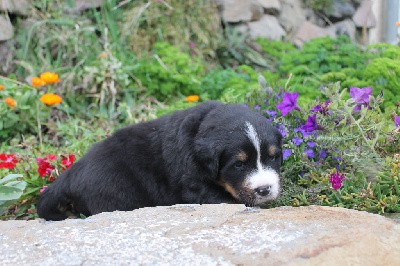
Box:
left=1, top=204, right=399, bottom=265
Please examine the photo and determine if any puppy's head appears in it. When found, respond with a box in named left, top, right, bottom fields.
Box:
left=195, top=104, right=282, bottom=206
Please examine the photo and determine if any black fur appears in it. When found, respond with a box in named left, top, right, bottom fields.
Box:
left=37, top=101, right=282, bottom=220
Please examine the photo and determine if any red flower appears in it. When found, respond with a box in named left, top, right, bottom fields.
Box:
left=37, top=157, right=54, bottom=178
left=0, top=154, right=19, bottom=169
left=61, top=154, right=75, bottom=169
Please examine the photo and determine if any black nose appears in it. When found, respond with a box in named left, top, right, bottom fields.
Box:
left=255, top=186, right=271, bottom=196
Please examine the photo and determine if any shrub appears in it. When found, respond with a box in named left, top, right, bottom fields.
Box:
left=134, top=42, right=205, bottom=100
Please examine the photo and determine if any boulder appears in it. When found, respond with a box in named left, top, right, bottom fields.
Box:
left=66, top=0, right=104, bottom=13
left=278, top=0, right=307, bottom=33
left=0, top=0, right=31, bottom=15
left=293, top=21, right=336, bottom=47
left=0, top=15, right=13, bottom=41
left=257, top=0, right=281, bottom=15
left=328, top=19, right=356, bottom=41
left=1, top=204, right=400, bottom=265
left=326, top=0, right=356, bottom=21
left=352, top=0, right=376, bottom=28
left=220, top=0, right=263, bottom=23
left=0, top=40, right=14, bottom=75
left=248, top=14, right=286, bottom=40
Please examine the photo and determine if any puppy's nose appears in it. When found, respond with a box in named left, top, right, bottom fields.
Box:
left=255, top=185, right=271, bottom=196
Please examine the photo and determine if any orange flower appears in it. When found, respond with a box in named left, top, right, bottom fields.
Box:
left=185, top=95, right=200, bottom=103
left=40, top=93, right=63, bottom=106
left=4, top=97, right=16, bottom=109
left=31, top=77, right=47, bottom=87
left=396, top=21, right=400, bottom=27
left=99, top=52, right=108, bottom=59
left=0, top=84, right=4, bottom=90
left=40, top=72, right=60, bottom=84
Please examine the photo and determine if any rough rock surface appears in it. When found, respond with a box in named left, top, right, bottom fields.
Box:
left=293, top=21, right=335, bottom=47
left=221, top=0, right=263, bottom=23
left=1, top=204, right=400, bottom=265
left=352, top=0, right=376, bottom=28
left=328, top=19, right=356, bottom=41
left=0, top=40, right=14, bottom=75
left=0, top=15, right=13, bottom=41
left=278, top=0, right=306, bottom=33
left=257, top=0, right=281, bottom=15
left=0, top=0, right=31, bottom=15
left=248, top=14, right=285, bottom=40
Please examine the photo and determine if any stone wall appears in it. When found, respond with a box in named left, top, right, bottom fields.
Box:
left=0, top=0, right=386, bottom=75
left=216, top=0, right=380, bottom=46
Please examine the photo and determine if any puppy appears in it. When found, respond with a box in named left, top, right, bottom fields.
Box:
left=37, top=101, right=283, bottom=220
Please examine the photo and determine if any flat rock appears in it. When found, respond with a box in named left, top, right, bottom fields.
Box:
left=0, top=15, right=13, bottom=41
left=220, top=0, right=263, bottom=23
left=352, top=0, right=376, bottom=28
left=293, top=21, right=335, bottom=47
left=248, top=14, right=286, bottom=40
left=1, top=204, right=400, bottom=265
left=0, top=0, right=31, bottom=15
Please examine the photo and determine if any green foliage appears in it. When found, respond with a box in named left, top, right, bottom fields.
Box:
left=304, top=0, right=333, bottom=12
left=122, top=0, right=223, bottom=60
left=256, top=38, right=296, bottom=63
left=258, top=36, right=400, bottom=110
left=0, top=77, right=50, bottom=142
left=199, top=68, right=243, bottom=100
left=134, top=42, right=204, bottom=100
left=0, top=174, right=26, bottom=214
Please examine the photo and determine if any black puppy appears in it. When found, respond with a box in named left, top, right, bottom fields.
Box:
left=37, top=101, right=283, bottom=220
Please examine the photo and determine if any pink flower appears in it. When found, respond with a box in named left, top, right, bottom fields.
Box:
left=329, top=171, right=345, bottom=190
left=40, top=186, right=48, bottom=193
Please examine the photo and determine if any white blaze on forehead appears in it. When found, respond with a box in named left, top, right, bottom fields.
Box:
left=245, top=122, right=261, bottom=167
left=244, top=122, right=280, bottom=203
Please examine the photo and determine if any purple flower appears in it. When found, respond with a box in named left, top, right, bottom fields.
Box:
left=283, top=149, right=292, bottom=160
left=319, top=150, right=327, bottom=159
left=277, top=125, right=288, bottom=138
left=264, top=110, right=277, bottom=118
left=307, top=141, right=316, bottom=148
left=292, top=136, right=303, bottom=146
left=304, top=149, right=314, bottom=159
left=189, top=41, right=196, bottom=49
left=311, top=100, right=331, bottom=115
left=301, top=114, right=323, bottom=132
left=350, top=87, right=372, bottom=111
left=394, top=115, right=400, bottom=128
left=329, top=171, right=345, bottom=190
left=276, top=92, right=300, bottom=116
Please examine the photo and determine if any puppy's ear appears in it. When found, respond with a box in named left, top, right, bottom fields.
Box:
left=194, top=138, right=221, bottom=179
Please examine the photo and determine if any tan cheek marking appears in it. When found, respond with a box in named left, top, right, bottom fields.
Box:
left=219, top=181, right=239, bottom=200
left=237, top=151, right=248, bottom=162
left=268, top=145, right=277, bottom=157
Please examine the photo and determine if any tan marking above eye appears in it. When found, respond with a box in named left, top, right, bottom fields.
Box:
left=268, top=145, right=277, bottom=157
left=219, top=180, right=239, bottom=199
left=237, top=151, right=248, bottom=162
